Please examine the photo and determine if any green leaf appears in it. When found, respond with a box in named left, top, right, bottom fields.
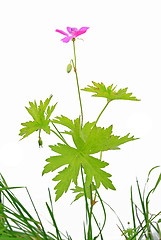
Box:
left=72, top=119, right=137, bottom=154
left=19, top=95, right=57, bottom=140
left=20, top=121, right=40, bottom=138
left=52, top=115, right=74, bottom=134
left=43, top=143, right=115, bottom=201
left=43, top=116, right=137, bottom=201
left=71, top=184, right=96, bottom=202
left=83, top=124, right=113, bottom=154
left=82, top=81, right=140, bottom=102
left=105, top=133, right=138, bottom=150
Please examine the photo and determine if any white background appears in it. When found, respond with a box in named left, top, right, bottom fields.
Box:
left=0, top=0, right=161, bottom=239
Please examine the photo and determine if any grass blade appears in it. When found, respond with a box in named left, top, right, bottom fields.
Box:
left=130, top=186, right=136, bottom=239
left=46, top=202, right=62, bottom=240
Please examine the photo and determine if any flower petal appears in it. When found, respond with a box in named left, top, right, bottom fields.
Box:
left=74, top=27, right=89, bottom=37
left=79, top=27, right=90, bottom=32
left=67, top=27, right=78, bottom=34
left=61, top=35, right=73, bottom=43
left=55, top=29, right=69, bottom=36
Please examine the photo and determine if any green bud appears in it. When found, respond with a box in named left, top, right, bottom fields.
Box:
left=67, top=63, right=72, bottom=73
left=38, top=137, right=43, bottom=148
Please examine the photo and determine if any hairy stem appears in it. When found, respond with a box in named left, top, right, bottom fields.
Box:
left=72, top=39, right=83, bottom=126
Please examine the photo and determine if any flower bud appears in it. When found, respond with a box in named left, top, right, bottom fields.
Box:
left=38, top=137, right=43, bottom=148
left=67, top=63, right=72, bottom=73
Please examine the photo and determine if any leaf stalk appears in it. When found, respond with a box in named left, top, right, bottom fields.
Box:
left=95, top=100, right=110, bottom=126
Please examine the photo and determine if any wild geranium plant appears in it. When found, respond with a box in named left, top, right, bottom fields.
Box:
left=1, top=26, right=161, bottom=240
left=19, top=26, right=140, bottom=203
left=17, top=26, right=142, bottom=239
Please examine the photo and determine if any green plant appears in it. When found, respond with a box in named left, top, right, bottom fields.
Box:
left=0, top=171, right=109, bottom=240
left=119, top=166, right=161, bottom=240
left=0, top=173, right=72, bottom=240
left=1, top=26, right=141, bottom=239
left=19, top=27, right=140, bottom=203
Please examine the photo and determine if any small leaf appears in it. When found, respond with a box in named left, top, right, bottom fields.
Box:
left=19, top=95, right=56, bottom=140
left=52, top=115, right=74, bottom=132
left=82, top=81, right=140, bottom=102
left=71, top=184, right=96, bottom=202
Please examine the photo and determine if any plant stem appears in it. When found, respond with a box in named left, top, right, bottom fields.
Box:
left=88, top=184, right=93, bottom=240
left=72, top=39, right=83, bottom=126
left=51, top=122, right=68, bottom=145
left=50, top=129, right=68, bottom=146
left=80, top=165, right=92, bottom=239
left=94, top=100, right=110, bottom=126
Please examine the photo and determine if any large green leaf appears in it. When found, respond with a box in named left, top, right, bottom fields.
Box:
left=53, top=116, right=137, bottom=153
left=82, top=81, right=140, bottom=101
left=43, top=116, right=137, bottom=201
left=19, top=95, right=57, bottom=140
left=43, top=143, right=114, bottom=201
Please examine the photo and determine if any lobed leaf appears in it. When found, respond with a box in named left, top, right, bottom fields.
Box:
left=105, top=133, right=138, bottom=150
left=19, top=95, right=57, bottom=140
left=71, top=184, right=96, bottom=202
left=82, top=81, right=140, bottom=102
left=52, top=115, right=74, bottom=130
left=43, top=143, right=114, bottom=201
left=43, top=116, right=137, bottom=200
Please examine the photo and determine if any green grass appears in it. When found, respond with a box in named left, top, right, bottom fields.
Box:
left=0, top=171, right=107, bottom=240
left=0, top=173, right=71, bottom=240
left=1, top=166, right=160, bottom=240
left=119, top=166, right=161, bottom=240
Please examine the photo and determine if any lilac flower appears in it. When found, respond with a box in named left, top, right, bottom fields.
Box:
left=55, top=27, right=89, bottom=43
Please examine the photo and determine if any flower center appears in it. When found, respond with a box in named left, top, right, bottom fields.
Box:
left=71, top=28, right=77, bottom=35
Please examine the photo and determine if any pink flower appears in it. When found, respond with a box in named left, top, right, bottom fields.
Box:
left=55, top=27, right=89, bottom=43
